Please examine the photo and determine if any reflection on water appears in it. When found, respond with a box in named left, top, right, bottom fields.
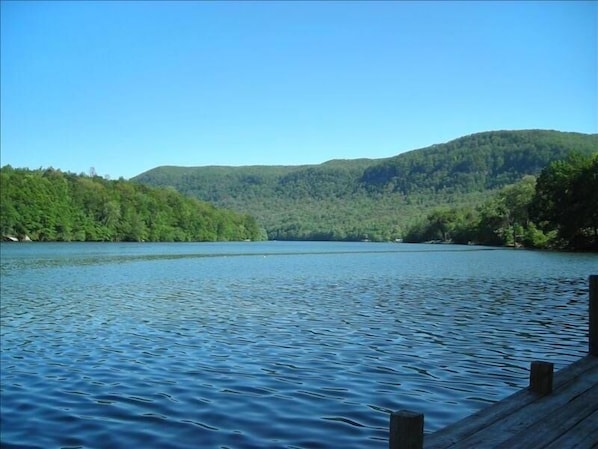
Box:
left=0, top=242, right=595, bottom=449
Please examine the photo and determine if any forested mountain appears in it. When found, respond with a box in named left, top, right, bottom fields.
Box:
left=361, top=130, right=597, bottom=194
left=133, top=130, right=597, bottom=241
left=0, top=167, right=261, bottom=242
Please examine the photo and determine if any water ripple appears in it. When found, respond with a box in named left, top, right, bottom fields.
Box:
left=1, top=242, right=595, bottom=448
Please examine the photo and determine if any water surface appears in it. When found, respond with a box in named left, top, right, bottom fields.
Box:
left=1, top=242, right=595, bottom=448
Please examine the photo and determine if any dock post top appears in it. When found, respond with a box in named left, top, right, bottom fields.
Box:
left=389, top=410, right=424, bottom=449
left=529, top=360, right=554, bottom=395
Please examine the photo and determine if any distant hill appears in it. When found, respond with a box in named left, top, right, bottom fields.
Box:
left=132, top=130, right=598, bottom=241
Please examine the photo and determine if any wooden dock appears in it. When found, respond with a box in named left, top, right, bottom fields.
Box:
left=389, top=275, right=598, bottom=449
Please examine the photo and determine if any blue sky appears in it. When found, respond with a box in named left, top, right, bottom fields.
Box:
left=1, top=1, right=596, bottom=180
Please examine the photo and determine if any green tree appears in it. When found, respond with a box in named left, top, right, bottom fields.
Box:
left=531, top=152, right=598, bottom=249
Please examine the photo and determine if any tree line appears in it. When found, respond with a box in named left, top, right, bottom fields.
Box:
left=0, top=166, right=263, bottom=242
left=403, top=152, right=598, bottom=250
left=2, top=131, right=596, bottom=246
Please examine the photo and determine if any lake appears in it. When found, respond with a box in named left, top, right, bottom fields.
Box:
left=1, top=242, right=596, bottom=449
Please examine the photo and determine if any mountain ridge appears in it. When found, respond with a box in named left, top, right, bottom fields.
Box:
left=134, top=129, right=594, bottom=175
left=132, top=129, right=597, bottom=241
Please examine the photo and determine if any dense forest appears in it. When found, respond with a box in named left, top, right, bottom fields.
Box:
left=404, top=151, right=598, bottom=250
left=0, top=167, right=262, bottom=242
left=133, top=130, right=597, bottom=242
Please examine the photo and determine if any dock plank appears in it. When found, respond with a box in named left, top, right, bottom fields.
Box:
left=446, top=372, right=597, bottom=449
left=544, top=409, right=598, bottom=449
left=424, top=356, right=598, bottom=449
left=493, top=383, right=598, bottom=449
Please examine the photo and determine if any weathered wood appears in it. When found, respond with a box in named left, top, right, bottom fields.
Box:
left=544, top=409, right=598, bottom=449
left=494, top=383, right=598, bottom=449
left=390, top=410, right=424, bottom=449
left=425, top=356, right=598, bottom=449
left=441, top=364, right=597, bottom=449
left=529, top=360, right=553, bottom=395
left=590, top=274, right=597, bottom=356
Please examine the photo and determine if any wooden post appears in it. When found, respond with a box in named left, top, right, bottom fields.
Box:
left=529, top=361, right=553, bottom=395
left=590, top=275, right=598, bottom=356
left=389, top=410, right=424, bottom=449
